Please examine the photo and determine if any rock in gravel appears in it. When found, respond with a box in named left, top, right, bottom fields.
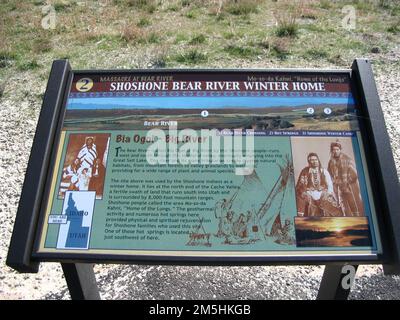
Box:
left=371, top=47, right=381, bottom=54
left=0, top=82, right=5, bottom=98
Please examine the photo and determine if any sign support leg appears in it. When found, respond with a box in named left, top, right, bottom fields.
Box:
left=316, top=264, right=358, bottom=300
left=61, top=263, right=101, bottom=300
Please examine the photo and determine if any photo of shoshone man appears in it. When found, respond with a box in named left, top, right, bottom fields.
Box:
left=328, top=141, right=364, bottom=216
left=295, top=140, right=364, bottom=217
left=59, top=134, right=110, bottom=199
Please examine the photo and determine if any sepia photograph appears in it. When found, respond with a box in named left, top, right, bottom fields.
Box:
left=58, top=133, right=110, bottom=199
left=291, top=136, right=364, bottom=218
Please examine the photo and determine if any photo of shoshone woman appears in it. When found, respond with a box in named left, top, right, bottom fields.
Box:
left=58, top=133, right=110, bottom=199
left=291, top=137, right=364, bottom=218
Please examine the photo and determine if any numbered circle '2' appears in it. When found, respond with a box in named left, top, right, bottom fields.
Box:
left=201, top=110, right=209, bottom=117
left=76, top=78, right=94, bottom=92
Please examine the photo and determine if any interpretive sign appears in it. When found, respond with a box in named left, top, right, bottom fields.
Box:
left=7, top=60, right=400, bottom=276
left=37, top=68, right=382, bottom=260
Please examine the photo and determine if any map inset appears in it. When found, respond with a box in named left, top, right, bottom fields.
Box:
left=56, top=191, right=95, bottom=249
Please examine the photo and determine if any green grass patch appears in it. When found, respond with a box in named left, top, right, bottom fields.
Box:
left=115, top=0, right=157, bottom=13
left=146, top=4, right=157, bottom=13
left=17, top=60, right=40, bottom=71
left=168, top=4, right=179, bottom=12
left=185, top=10, right=196, bottom=19
left=391, top=6, right=400, bottom=16
left=387, top=23, right=400, bottom=34
left=174, top=49, right=207, bottom=64
left=338, top=36, right=366, bottom=51
left=54, top=0, right=73, bottom=12
left=224, top=0, right=259, bottom=16
left=275, top=24, right=298, bottom=37
left=174, top=33, right=189, bottom=43
left=352, top=0, right=375, bottom=12
left=33, top=0, right=45, bottom=6
left=146, top=32, right=160, bottom=44
left=223, top=32, right=235, bottom=40
left=86, top=33, right=123, bottom=46
left=32, top=37, right=52, bottom=53
left=270, top=46, right=289, bottom=60
left=137, top=17, right=151, bottom=27
left=223, top=45, right=260, bottom=58
left=189, top=34, right=206, bottom=45
left=257, top=38, right=270, bottom=49
left=214, top=12, right=226, bottom=22
left=318, top=0, right=332, bottom=10
left=303, top=48, right=329, bottom=60
left=302, top=23, right=328, bottom=33
left=181, top=0, right=191, bottom=7
left=0, top=51, right=16, bottom=68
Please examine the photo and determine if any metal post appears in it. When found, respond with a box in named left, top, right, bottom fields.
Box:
left=61, top=263, right=101, bottom=300
left=317, top=264, right=358, bottom=300
left=352, top=59, right=400, bottom=274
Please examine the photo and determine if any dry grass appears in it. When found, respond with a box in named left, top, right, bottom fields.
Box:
left=0, top=0, right=399, bottom=74
left=208, top=0, right=260, bottom=17
left=115, top=0, right=158, bottom=13
left=150, top=44, right=169, bottom=67
left=32, top=37, right=53, bottom=54
left=273, top=0, right=306, bottom=37
left=301, top=7, right=319, bottom=20
left=272, top=40, right=288, bottom=57
left=223, top=0, right=260, bottom=15
left=121, top=23, right=145, bottom=42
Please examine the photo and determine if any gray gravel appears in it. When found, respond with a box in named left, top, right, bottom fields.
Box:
left=1, top=51, right=400, bottom=300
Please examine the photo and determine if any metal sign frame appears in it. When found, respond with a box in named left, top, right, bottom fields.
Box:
left=6, top=60, right=400, bottom=300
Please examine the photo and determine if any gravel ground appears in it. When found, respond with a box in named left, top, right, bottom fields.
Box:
left=1, top=51, right=400, bottom=300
